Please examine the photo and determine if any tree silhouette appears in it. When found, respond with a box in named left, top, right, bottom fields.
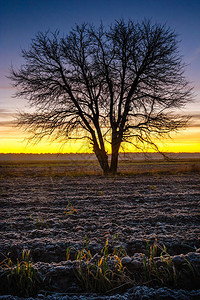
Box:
left=10, top=20, right=192, bottom=174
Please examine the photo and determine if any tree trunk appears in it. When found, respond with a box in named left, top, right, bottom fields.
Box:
left=99, top=153, right=110, bottom=175
left=93, top=144, right=110, bottom=175
left=110, top=137, right=120, bottom=174
left=93, top=132, right=121, bottom=175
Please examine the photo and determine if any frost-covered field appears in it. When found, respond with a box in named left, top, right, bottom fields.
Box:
left=0, top=161, right=200, bottom=299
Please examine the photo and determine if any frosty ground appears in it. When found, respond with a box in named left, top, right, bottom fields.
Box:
left=0, top=160, right=200, bottom=299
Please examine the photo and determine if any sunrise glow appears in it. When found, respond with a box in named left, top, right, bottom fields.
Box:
left=0, top=126, right=199, bottom=154
left=0, top=0, right=199, bottom=156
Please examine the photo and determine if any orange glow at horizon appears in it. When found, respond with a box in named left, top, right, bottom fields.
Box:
left=0, top=125, right=199, bottom=154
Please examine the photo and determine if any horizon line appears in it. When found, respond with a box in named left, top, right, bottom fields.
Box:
left=0, top=152, right=200, bottom=155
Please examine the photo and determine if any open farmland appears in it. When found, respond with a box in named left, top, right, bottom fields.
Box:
left=0, top=157, right=200, bottom=299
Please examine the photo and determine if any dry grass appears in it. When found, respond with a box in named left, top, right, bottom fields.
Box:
left=0, top=250, right=42, bottom=297
left=0, top=159, right=199, bottom=177
left=66, top=236, right=132, bottom=293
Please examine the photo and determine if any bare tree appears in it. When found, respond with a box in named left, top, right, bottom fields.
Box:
left=10, top=20, right=192, bottom=174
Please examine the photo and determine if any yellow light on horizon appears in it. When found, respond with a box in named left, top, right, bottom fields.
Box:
left=0, top=126, right=199, bottom=154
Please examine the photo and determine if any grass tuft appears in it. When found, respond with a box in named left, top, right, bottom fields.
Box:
left=142, top=239, right=177, bottom=287
left=67, top=235, right=132, bottom=293
left=64, top=201, right=78, bottom=215
left=142, top=239, right=198, bottom=289
left=0, top=249, right=42, bottom=297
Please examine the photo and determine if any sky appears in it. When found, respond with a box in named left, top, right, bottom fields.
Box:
left=0, top=0, right=200, bottom=153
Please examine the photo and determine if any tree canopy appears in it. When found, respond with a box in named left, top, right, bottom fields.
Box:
left=10, top=19, right=192, bottom=174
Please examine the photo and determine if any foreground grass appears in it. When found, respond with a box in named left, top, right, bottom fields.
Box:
left=0, top=238, right=199, bottom=297
left=67, top=235, right=131, bottom=293
left=0, top=250, right=42, bottom=297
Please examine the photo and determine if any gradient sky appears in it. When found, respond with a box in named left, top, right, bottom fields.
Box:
left=0, top=0, right=200, bottom=153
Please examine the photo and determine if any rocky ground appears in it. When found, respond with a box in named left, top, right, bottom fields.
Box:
left=0, top=162, right=200, bottom=299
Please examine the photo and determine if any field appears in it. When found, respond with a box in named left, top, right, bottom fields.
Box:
left=0, top=157, right=200, bottom=299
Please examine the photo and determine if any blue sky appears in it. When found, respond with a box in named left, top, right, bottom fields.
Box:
left=0, top=0, right=199, bottom=152
left=1, top=0, right=200, bottom=104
